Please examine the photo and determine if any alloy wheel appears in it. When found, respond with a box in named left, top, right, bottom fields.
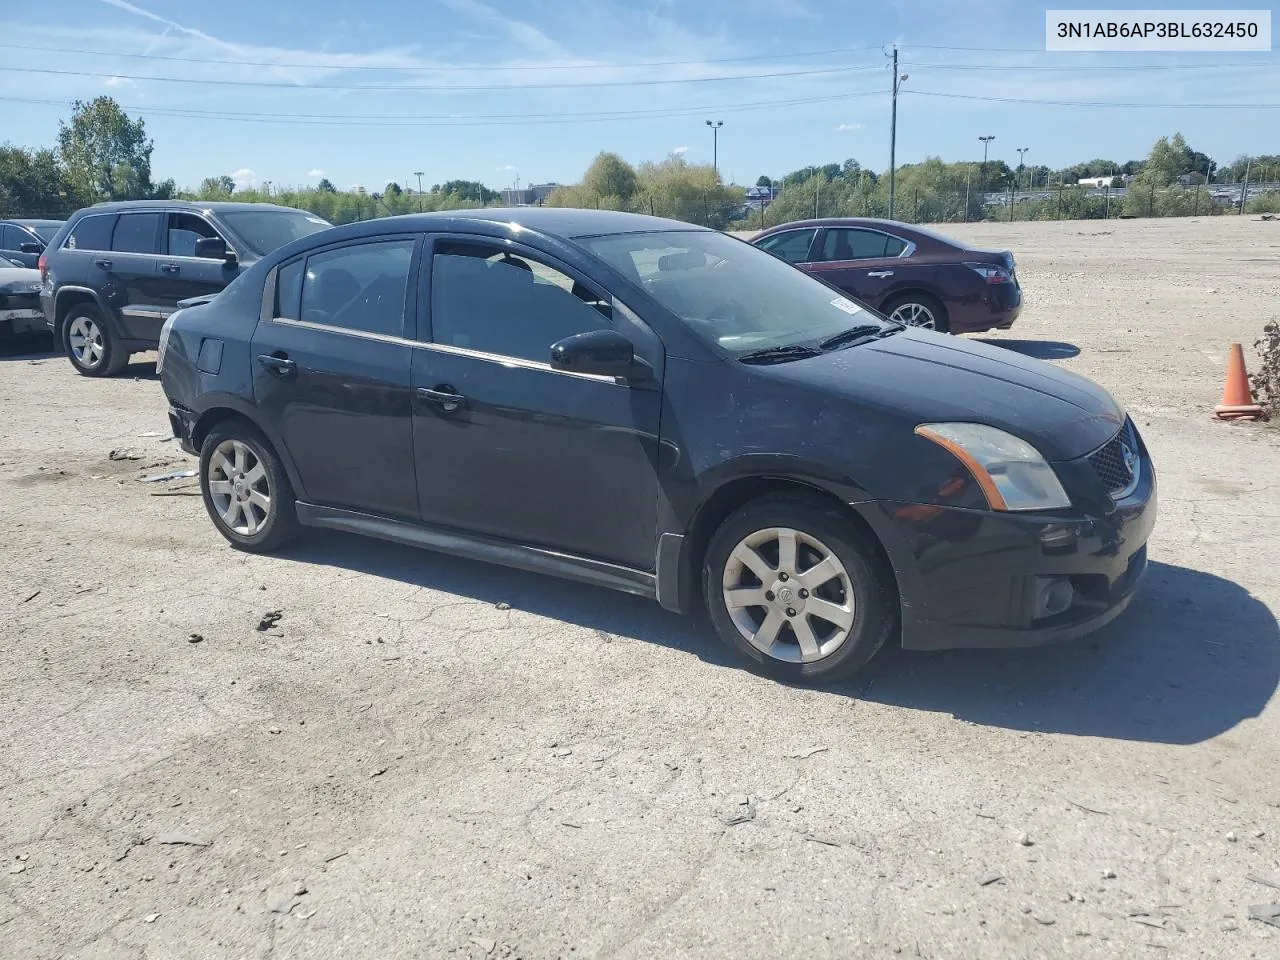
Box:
left=720, top=526, right=856, bottom=663
left=889, top=302, right=936, bottom=329
left=207, top=439, right=272, bottom=537
left=68, top=316, right=105, bottom=368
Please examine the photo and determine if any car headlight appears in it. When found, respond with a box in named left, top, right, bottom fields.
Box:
left=914, top=422, right=1071, bottom=511
left=156, top=309, right=181, bottom=375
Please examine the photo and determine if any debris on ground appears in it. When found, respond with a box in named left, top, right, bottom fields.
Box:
left=1018, top=832, right=1034, bottom=846
left=108, top=449, right=142, bottom=461
left=978, top=872, right=1004, bottom=887
left=188, top=633, right=203, bottom=644
left=1248, top=903, right=1280, bottom=928
left=142, top=913, right=158, bottom=923
left=138, top=469, right=197, bottom=483
left=1103, top=868, right=1117, bottom=879
left=1248, top=873, right=1280, bottom=890
left=22, top=590, right=39, bottom=603
left=470, top=936, right=497, bottom=954
left=495, top=601, right=511, bottom=610
left=154, top=833, right=210, bottom=847
left=723, top=797, right=756, bottom=826
left=257, top=610, right=283, bottom=631
left=786, top=746, right=829, bottom=760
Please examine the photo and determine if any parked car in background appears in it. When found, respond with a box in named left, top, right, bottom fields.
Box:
left=159, top=208, right=1153, bottom=684
left=751, top=218, right=1022, bottom=334
left=39, top=201, right=333, bottom=376
left=0, top=257, right=46, bottom=340
left=0, top=219, right=63, bottom=268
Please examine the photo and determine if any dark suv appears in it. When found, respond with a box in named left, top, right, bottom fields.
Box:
left=0, top=219, right=64, bottom=267
left=39, top=201, right=332, bottom=376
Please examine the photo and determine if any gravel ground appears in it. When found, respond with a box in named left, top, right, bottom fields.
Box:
left=2, top=215, right=1279, bottom=960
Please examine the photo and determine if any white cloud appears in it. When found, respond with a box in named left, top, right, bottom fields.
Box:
left=97, top=0, right=242, bottom=53
left=231, top=168, right=257, bottom=188
left=671, top=145, right=689, bottom=156
left=836, top=123, right=864, bottom=132
left=104, top=75, right=135, bottom=88
left=307, top=169, right=324, bottom=179
left=436, top=0, right=564, bottom=58
left=497, top=164, right=517, bottom=171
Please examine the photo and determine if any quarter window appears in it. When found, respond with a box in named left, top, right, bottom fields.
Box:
left=296, top=240, right=415, bottom=337
left=429, top=241, right=611, bottom=363
left=757, top=228, right=816, bottom=264
left=111, top=213, right=162, bottom=254
left=817, top=228, right=907, bottom=262
left=65, top=214, right=115, bottom=252
left=168, top=213, right=221, bottom=257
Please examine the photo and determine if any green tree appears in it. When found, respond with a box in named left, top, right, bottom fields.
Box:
left=0, top=144, right=80, bottom=217
left=317, top=177, right=337, bottom=193
left=384, top=181, right=403, bottom=197
left=755, top=175, right=773, bottom=188
left=582, top=152, right=638, bottom=205
left=56, top=96, right=155, bottom=202
left=199, top=175, right=236, bottom=198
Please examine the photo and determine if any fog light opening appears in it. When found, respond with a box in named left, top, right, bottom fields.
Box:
left=1033, top=577, right=1074, bottom=620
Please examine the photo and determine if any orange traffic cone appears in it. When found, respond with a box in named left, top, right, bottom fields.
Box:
left=1213, top=343, right=1263, bottom=421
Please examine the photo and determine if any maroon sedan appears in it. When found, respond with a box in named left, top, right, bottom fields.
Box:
left=750, top=218, right=1022, bottom=334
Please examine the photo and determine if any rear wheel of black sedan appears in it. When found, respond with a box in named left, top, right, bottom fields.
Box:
left=883, top=292, right=949, bottom=333
left=199, top=420, right=300, bottom=553
left=63, top=305, right=129, bottom=376
left=702, top=492, right=896, bottom=683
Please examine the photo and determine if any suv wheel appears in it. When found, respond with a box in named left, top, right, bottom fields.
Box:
left=64, top=305, right=129, bottom=376
left=884, top=292, right=949, bottom=333
left=199, top=420, right=300, bottom=552
left=702, top=492, right=896, bottom=683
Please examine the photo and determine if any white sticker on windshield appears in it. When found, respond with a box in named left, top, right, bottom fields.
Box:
left=305, top=217, right=329, bottom=225
left=831, top=297, right=862, bottom=315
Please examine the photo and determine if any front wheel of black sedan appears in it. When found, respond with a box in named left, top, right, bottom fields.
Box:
left=702, top=493, right=897, bottom=683
left=199, top=421, right=300, bottom=553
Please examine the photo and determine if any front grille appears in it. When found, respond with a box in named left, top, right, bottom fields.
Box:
left=1088, top=420, right=1140, bottom=497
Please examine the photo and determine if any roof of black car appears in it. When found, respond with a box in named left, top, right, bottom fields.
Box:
left=349, top=208, right=708, bottom=239
left=84, top=200, right=307, bottom=214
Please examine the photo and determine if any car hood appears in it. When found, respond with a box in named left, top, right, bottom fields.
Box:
left=766, top=328, right=1124, bottom=461
left=0, top=267, right=42, bottom=292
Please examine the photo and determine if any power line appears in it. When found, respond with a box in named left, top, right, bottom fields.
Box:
left=0, top=89, right=887, bottom=126
left=0, top=62, right=885, bottom=91
left=0, top=41, right=883, bottom=71
left=908, top=89, right=1280, bottom=108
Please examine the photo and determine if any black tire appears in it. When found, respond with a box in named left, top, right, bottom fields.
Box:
left=882, top=292, right=950, bottom=333
left=199, top=419, right=300, bottom=553
left=702, top=492, right=897, bottom=684
left=62, top=304, right=130, bottom=376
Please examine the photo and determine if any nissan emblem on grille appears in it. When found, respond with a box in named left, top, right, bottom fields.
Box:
left=1088, top=422, right=1138, bottom=496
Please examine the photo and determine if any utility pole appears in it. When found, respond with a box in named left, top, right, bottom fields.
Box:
left=964, top=168, right=971, bottom=223
left=888, top=46, right=908, bottom=219
left=1239, top=156, right=1253, bottom=214
left=705, top=120, right=724, bottom=175
left=414, top=171, right=424, bottom=212
left=1016, top=147, right=1029, bottom=191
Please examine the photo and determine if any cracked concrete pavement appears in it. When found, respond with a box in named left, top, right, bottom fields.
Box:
left=2, top=215, right=1279, bottom=959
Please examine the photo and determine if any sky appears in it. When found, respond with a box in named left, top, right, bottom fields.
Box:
left=2, top=0, right=1277, bottom=192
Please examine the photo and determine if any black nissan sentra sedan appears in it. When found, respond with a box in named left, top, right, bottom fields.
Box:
left=158, top=209, right=1155, bottom=683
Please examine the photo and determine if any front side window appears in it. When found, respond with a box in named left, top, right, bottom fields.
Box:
left=580, top=230, right=889, bottom=358
left=429, top=241, right=610, bottom=363
left=168, top=213, right=221, bottom=257
left=65, top=214, right=115, bottom=252
left=817, top=228, right=905, bottom=262
left=756, top=228, right=816, bottom=264
left=297, top=240, right=415, bottom=337
left=111, top=213, right=161, bottom=254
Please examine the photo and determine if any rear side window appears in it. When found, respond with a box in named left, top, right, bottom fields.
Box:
left=168, top=213, right=221, bottom=257
left=65, top=214, right=116, bottom=251
left=111, top=213, right=162, bottom=254
left=757, top=228, right=816, bottom=264
left=817, top=228, right=905, bottom=262
left=297, top=240, right=415, bottom=337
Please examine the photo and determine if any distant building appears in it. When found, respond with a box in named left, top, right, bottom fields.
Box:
left=1077, top=175, right=1118, bottom=188
left=499, top=182, right=563, bottom=206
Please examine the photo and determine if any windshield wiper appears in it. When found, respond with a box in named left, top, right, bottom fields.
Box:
left=818, top=324, right=895, bottom=351
left=737, top=344, right=823, bottom=365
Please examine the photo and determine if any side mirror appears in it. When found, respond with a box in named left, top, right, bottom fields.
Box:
left=19, top=242, right=42, bottom=254
left=550, top=329, right=648, bottom=380
left=194, top=236, right=234, bottom=263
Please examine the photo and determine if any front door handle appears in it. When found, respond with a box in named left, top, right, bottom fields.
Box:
left=417, top=386, right=467, bottom=414
left=94, top=258, right=113, bottom=269
left=160, top=263, right=180, bottom=275
left=867, top=270, right=894, bottom=278
left=257, top=354, right=297, bottom=378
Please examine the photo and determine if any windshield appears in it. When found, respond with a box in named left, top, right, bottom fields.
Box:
left=578, top=229, right=889, bottom=357
left=31, top=223, right=61, bottom=241
left=218, top=210, right=332, bottom=257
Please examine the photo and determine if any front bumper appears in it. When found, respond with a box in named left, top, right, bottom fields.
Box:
left=854, top=455, right=1156, bottom=651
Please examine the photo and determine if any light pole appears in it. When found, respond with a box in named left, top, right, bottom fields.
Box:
left=414, top=171, right=424, bottom=212
left=1016, top=147, right=1029, bottom=191
left=888, top=46, right=908, bottom=219
left=705, top=120, right=724, bottom=175
left=264, top=180, right=272, bottom=198
left=979, top=135, right=995, bottom=168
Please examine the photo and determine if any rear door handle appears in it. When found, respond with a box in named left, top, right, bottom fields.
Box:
left=867, top=270, right=894, bottom=278
left=256, top=354, right=297, bottom=378
left=417, top=386, right=467, bottom=414
left=95, top=258, right=113, bottom=269
left=160, top=263, right=180, bottom=275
